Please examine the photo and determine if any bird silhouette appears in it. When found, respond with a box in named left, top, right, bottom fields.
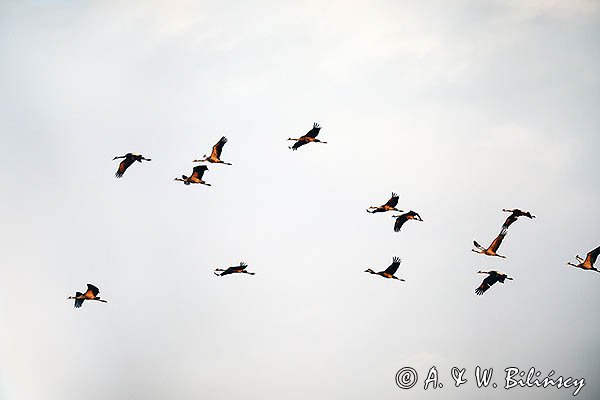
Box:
left=288, top=122, right=327, bottom=150
left=475, top=270, right=512, bottom=295
left=214, top=262, right=255, bottom=276
left=367, top=192, right=403, bottom=214
left=113, top=153, right=151, bottom=178
left=567, top=245, right=600, bottom=273
left=472, top=228, right=508, bottom=258
left=67, top=284, right=108, bottom=308
left=364, top=257, right=405, bottom=281
left=174, top=165, right=211, bottom=186
left=392, top=211, right=423, bottom=232
left=193, top=136, right=232, bottom=165
left=501, top=208, right=535, bottom=229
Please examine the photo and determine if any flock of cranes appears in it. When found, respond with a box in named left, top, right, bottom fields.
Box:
left=68, top=122, right=598, bottom=307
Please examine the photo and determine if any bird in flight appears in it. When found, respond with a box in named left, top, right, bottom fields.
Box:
left=288, top=122, right=327, bottom=150
left=567, top=245, right=600, bottom=273
left=174, top=165, right=211, bottom=186
left=475, top=270, right=513, bottom=295
left=364, top=256, right=405, bottom=281
left=113, top=153, right=151, bottom=178
left=472, top=228, right=508, bottom=258
left=392, top=211, right=423, bottom=232
left=501, top=208, right=535, bottom=229
left=366, top=192, right=403, bottom=214
left=67, top=284, right=108, bottom=308
left=193, top=136, right=232, bottom=165
left=214, top=262, right=255, bottom=277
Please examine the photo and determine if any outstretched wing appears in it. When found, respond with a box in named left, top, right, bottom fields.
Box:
left=291, top=139, right=308, bottom=150
left=115, top=158, right=134, bottom=178
left=211, top=136, right=227, bottom=159
left=222, top=266, right=241, bottom=275
left=408, top=211, right=422, bottom=220
left=86, top=284, right=100, bottom=297
left=394, top=215, right=408, bottom=232
left=74, top=292, right=84, bottom=308
left=238, top=262, right=248, bottom=270
left=192, top=165, right=208, bottom=179
left=384, top=257, right=401, bottom=275
left=384, top=192, right=399, bottom=208
left=489, top=228, right=507, bottom=252
left=473, top=241, right=485, bottom=251
left=475, top=275, right=497, bottom=295
left=584, top=245, right=600, bottom=268
left=304, top=122, right=321, bottom=138
left=502, top=214, right=518, bottom=229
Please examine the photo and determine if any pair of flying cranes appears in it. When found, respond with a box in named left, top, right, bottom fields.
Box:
left=69, top=261, right=255, bottom=309
left=112, top=135, right=229, bottom=186
left=68, top=123, right=600, bottom=307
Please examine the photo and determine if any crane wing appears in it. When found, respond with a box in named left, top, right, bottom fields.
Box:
left=473, top=241, right=486, bottom=251
left=502, top=214, right=518, bottom=229
left=475, top=275, right=497, bottom=295
left=192, top=165, right=208, bottom=179
left=489, top=228, right=507, bottom=252
left=211, top=136, right=227, bottom=159
left=584, top=245, right=600, bottom=268
left=304, top=122, right=321, bottom=138
left=408, top=211, right=422, bottom=220
left=394, top=215, right=408, bottom=232
left=86, top=284, right=100, bottom=297
left=115, top=158, right=134, bottom=178
left=384, top=257, right=401, bottom=275
left=384, top=193, right=399, bottom=208
left=221, top=266, right=238, bottom=275
left=74, top=292, right=84, bottom=308
left=291, top=139, right=308, bottom=150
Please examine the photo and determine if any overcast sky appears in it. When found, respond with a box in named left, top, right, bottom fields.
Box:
left=0, top=1, right=599, bottom=399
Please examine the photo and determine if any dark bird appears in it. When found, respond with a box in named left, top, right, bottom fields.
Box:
left=472, top=228, right=508, bottom=258
left=501, top=208, right=536, bottom=229
left=364, top=256, right=405, bottom=281
left=288, top=122, right=327, bottom=150
left=67, top=284, right=108, bottom=308
left=475, top=270, right=513, bottom=295
left=392, top=211, right=423, bottom=232
left=214, top=262, right=255, bottom=276
left=174, top=165, right=211, bottom=186
left=367, top=192, right=403, bottom=214
left=193, top=136, right=232, bottom=165
left=113, top=153, right=151, bottom=178
left=567, top=245, right=600, bottom=273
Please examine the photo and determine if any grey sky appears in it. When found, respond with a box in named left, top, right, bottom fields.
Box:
left=1, top=1, right=599, bottom=399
